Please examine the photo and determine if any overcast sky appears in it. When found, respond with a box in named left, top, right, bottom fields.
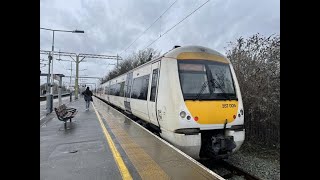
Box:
left=40, top=0, right=279, bottom=87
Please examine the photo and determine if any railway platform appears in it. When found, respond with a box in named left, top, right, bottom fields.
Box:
left=40, top=96, right=224, bottom=180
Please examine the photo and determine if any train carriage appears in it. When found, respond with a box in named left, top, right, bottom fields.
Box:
left=96, top=45, right=245, bottom=160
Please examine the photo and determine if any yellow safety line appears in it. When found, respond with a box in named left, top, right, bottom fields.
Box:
left=92, top=102, right=133, bottom=180
left=95, top=102, right=170, bottom=179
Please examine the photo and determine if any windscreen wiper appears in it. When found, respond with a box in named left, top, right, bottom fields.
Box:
left=212, top=77, right=231, bottom=100
left=195, top=80, right=211, bottom=100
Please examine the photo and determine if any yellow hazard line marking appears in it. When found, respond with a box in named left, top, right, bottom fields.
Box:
left=92, top=102, right=133, bottom=180
left=94, top=100, right=170, bottom=179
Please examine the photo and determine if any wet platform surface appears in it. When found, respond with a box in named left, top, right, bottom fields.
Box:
left=40, top=97, right=223, bottom=180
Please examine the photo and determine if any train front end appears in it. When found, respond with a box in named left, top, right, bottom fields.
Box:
left=164, top=46, right=245, bottom=160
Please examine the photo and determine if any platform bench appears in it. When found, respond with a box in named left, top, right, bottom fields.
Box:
left=54, top=104, right=78, bottom=129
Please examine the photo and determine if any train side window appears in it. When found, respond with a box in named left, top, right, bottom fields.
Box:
left=141, top=76, right=149, bottom=100
left=115, top=84, right=118, bottom=96
left=131, top=79, right=139, bottom=99
left=150, top=69, right=159, bottom=102
left=111, top=84, right=115, bottom=95
left=113, top=84, right=116, bottom=96
left=115, top=83, right=121, bottom=96
left=131, top=75, right=149, bottom=100
left=120, top=82, right=125, bottom=97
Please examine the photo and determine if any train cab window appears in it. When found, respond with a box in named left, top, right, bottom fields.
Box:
left=178, top=63, right=209, bottom=95
left=131, top=75, right=149, bottom=100
left=207, top=64, right=235, bottom=95
left=150, top=69, right=159, bottom=102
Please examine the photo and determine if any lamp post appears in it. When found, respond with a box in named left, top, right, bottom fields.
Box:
left=40, top=27, right=84, bottom=114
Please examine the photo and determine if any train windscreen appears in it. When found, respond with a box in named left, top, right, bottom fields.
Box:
left=178, top=60, right=237, bottom=100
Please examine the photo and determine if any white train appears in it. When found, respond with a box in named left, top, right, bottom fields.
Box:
left=96, top=45, right=245, bottom=160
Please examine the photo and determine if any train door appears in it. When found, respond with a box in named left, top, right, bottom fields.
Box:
left=124, top=72, right=133, bottom=113
left=148, top=62, right=160, bottom=126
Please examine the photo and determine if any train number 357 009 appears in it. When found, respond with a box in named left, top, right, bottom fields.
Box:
left=222, top=104, right=236, bottom=108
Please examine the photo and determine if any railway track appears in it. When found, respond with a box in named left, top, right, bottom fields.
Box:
left=221, top=160, right=261, bottom=179
left=198, top=159, right=262, bottom=180
left=95, top=96, right=262, bottom=180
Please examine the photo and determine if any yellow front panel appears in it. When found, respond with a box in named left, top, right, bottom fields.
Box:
left=185, top=100, right=238, bottom=124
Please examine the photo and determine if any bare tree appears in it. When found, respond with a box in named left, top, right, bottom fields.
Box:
left=225, top=33, right=280, bottom=149
left=101, top=48, right=160, bottom=83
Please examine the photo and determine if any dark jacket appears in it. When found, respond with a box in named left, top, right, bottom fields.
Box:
left=82, top=89, right=93, bottom=101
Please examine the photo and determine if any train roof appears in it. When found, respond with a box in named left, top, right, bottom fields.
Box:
left=164, top=45, right=230, bottom=64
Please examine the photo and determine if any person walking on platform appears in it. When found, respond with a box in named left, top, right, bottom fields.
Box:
left=82, top=87, right=93, bottom=110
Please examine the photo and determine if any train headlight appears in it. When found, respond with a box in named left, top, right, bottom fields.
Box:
left=180, top=111, right=186, bottom=118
